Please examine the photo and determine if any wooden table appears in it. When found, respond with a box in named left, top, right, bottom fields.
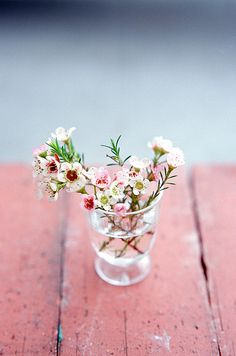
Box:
left=0, top=165, right=235, bottom=355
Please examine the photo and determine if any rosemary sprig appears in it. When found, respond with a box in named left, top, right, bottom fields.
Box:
left=101, top=135, right=131, bottom=167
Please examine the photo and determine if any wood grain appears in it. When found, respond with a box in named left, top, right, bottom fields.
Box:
left=192, top=165, right=236, bottom=356
left=59, top=168, right=217, bottom=355
left=0, top=165, right=65, bottom=355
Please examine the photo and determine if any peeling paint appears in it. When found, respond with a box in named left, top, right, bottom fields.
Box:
left=152, top=330, right=171, bottom=352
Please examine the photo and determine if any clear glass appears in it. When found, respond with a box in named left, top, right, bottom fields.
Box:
left=87, top=193, right=163, bottom=286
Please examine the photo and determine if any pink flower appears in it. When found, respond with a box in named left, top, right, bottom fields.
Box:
left=33, top=144, right=47, bottom=156
left=114, top=169, right=129, bottom=186
left=128, top=170, right=139, bottom=180
left=92, top=167, right=111, bottom=189
left=114, top=203, right=127, bottom=216
left=81, top=195, right=96, bottom=211
left=152, top=164, right=164, bottom=181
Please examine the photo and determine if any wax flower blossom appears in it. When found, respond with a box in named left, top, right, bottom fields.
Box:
left=32, top=156, right=44, bottom=178
left=128, top=170, right=139, bottom=181
left=96, top=190, right=117, bottom=211
left=58, top=162, right=86, bottom=192
left=84, top=166, right=97, bottom=180
left=51, top=126, right=76, bottom=143
left=81, top=194, right=95, bottom=211
left=91, top=167, right=111, bottom=189
left=32, top=127, right=184, bottom=213
left=129, top=156, right=151, bottom=170
left=37, top=179, right=59, bottom=201
left=130, top=176, right=150, bottom=196
left=114, top=169, right=130, bottom=186
left=41, top=156, right=60, bottom=176
left=114, top=203, right=128, bottom=216
left=148, top=136, right=173, bottom=154
left=167, top=148, right=185, bottom=168
left=33, top=144, right=48, bottom=157
left=109, top=181, right=125, bottom=200
left=152, top=164, right=164, bottom=182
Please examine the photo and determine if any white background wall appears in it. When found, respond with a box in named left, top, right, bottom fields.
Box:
left=0, top=1, right=236, bottom=165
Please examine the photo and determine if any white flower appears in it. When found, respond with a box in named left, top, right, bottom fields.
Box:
left=128, top=170, right=140, bottom=182
left=58, top=162, right=86, bottom=192
left=130, top=176, right=150, bottom=195
left=37, top=179, right=59, bottom=201
left=51, top=127, right=76, bottom=142
left=109, top=180, right=125, bottom=200
left=91, top=167, right=111, bottom=189
left=148, top=136, right=173, bottom=154
left=115, top=169, right=130, bottom=186
left=96, top=190, right=117, bottom=211
left=167, top=147, right=185, bottom=168
left=83, top=167, right=97, bottom=180
left=33, top=155, right=59, bottom=178
left=40, top=156, right=60, bottom=177
left=129, top=156, right=151, bottom=170
left=32, top=156, right=45, bottom=177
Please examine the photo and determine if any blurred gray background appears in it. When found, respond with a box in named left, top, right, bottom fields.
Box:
left=0, top=0, right=236, bottom=165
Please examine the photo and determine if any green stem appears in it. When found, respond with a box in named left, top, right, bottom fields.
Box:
left=99, top=215, right=144, bottom=256
left=120, top=238, right=144, bottom=255
left=99, top=237, right=114, bottom=252
left=144, top=166, right=175, bottom=208
left=93, top=185, right=97, bottom=195
left=116, top=236, right=137, bottom=258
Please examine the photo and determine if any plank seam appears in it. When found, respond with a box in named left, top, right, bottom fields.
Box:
left=189, top=172, right=222, bottom=356
left=123, top=310, right=128, bottom=356
left=56, top=194, right=70, bottom=356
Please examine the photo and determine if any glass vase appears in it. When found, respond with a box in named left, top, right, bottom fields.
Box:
left=87, top=193, right=163, bottom=286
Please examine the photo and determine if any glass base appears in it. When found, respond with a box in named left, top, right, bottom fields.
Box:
left=94, top=255, right=151, bottom=286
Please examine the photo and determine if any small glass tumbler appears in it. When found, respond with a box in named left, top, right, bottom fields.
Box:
left=87, top=193, right=163, bottom=286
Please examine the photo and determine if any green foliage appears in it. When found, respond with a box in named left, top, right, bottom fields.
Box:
left=152, top=151, right=165, bottom=167
left=39, top=151, right=47, bottom=159
left=101, top=135, right=131, bottom=166
left=47, top=138, right=83, bottom=163
left=144, top=166, right=177, bottom=207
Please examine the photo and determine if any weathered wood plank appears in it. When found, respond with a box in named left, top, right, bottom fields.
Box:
left=192, top=165, right=236, bottom=356
left=60, top=169, right=217, bottom=355
left=0, top=165, right=64, bottom=355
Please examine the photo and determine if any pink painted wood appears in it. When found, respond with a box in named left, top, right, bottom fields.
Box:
left=0, top=165, right=64, bottom=354
left=3, top=164, right=233, bottom=354
left=192, top=165, right=236, bottom=355
left=59, top=169, right=217, bottom=355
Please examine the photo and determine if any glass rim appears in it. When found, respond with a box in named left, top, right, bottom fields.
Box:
left=95, top=191, right=163, bottom=217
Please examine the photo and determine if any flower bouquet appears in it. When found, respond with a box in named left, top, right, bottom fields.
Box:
left=33, top=127, right=184, bottom=285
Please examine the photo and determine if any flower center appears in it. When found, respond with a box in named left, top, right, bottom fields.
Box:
left=46, top=161, right=58, bottom=174
left=66, top=170, right=78, bottom=182
left=96, top=176, right=109, bottom=186
left=111, top=186, right=119, bottom=196
left=85, top=197, right=94, bottom=210
left=100, top=195, right=109, bottom=205
left=135, top=181, right=144, bottom=190
left=129, top=171, right=138, bottom=178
